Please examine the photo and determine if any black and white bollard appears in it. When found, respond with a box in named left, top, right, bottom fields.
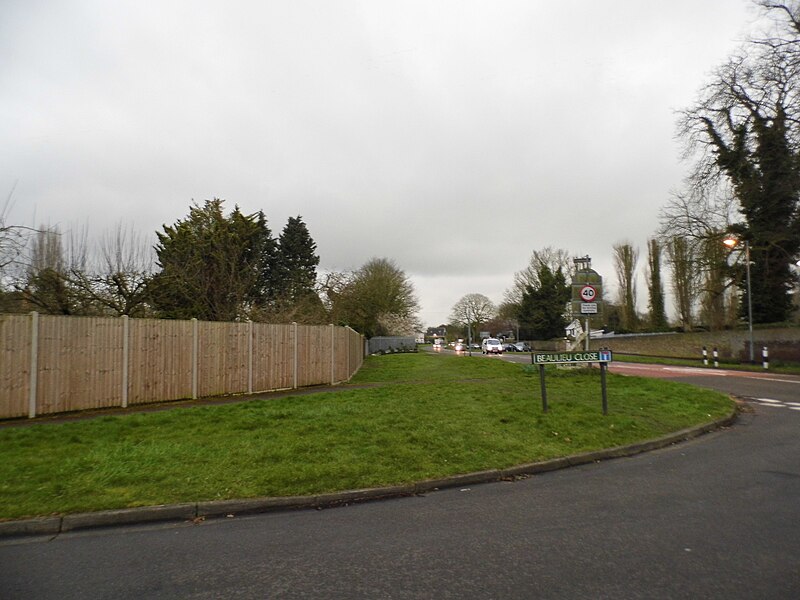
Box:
left=762, top=346, right=769, bottom=370
left=702, top=346, right=708, bottom=366
left=713, top=347, right=719, bottom=368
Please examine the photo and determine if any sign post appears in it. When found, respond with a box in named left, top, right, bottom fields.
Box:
left=571, top=256, right=603, bottom=351
left=532, top=350, right=613, bottom=414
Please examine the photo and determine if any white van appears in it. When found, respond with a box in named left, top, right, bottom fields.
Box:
left=481, top=338, right=503, bottom=354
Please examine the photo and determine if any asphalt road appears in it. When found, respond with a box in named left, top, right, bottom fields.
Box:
left=2, top=362, right=799, bottom=599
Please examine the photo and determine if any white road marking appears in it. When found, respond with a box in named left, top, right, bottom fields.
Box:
left=662, top=367, right=726, bottom=376
left=752, top=376, right=800, bottom=385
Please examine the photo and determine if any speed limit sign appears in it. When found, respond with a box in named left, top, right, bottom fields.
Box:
left=579, top=285, right=597, bottom=302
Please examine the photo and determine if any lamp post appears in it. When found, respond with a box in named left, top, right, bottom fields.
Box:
left=723, top=237, right=754, bottom=363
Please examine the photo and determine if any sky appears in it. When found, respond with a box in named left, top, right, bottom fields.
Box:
left=1, top=0, right=761, bottom=328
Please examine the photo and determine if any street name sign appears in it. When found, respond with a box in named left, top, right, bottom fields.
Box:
left=533, top=350, right=612, bottom=365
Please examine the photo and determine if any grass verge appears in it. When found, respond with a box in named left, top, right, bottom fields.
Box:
left=0, top=352, right=734, bottom=520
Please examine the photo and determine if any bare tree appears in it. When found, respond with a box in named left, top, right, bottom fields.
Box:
left=69, top=223, right=156, bottom=316
left=659, top=186, right=738, bottom=329
left=676, top=0, right=800, bottom=323
left=658, top=186, right=737, bottom=242
left=449, top=293, right=496, bottom=342
left=21, top=226, right=77, bottom=314
left=665, top=236, right=699, bottom=331
left=646, top=239, right=669, bottom=330
left=0, top=184, right=39, bottom=284
left=613, top=242, right=639, bottom=331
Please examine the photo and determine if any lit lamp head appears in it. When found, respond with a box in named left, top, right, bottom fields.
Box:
left=723, top=237, right=738, bottom=249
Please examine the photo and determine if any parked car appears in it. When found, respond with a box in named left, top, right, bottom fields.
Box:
left=481, top=338, right=504, bottom=354
left=504, top=343, right=519, bottom=352
left=514, top=342, right=531, bottom=352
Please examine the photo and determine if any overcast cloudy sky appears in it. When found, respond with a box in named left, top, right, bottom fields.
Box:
left=2, top=1, right=760, bottom=327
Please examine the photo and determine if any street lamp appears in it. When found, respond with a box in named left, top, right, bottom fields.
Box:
left=723, top=236, right=754, bottom=363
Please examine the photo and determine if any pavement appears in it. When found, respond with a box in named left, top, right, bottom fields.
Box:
left=0, top=408, right=737, bottom=539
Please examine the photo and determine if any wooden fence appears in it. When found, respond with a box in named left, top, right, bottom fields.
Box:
left=0, top=313, right=364, bottom=419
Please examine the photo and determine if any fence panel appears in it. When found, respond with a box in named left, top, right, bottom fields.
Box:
left=0, top=314, right=364, bottom=419
left=296, top=324, right=330, bottom=388
left=36, top=315, right=124, bottom=415
left=128, top=318, right=194, bottom=405
left=350, top=328, right=364, bottom=376
left=0, top=314, right=32, bottom=418
left=252, top=323, right=293, bottom=391
left=197, top=321, right=250, bottom=398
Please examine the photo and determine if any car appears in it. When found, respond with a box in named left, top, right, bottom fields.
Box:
left=504, top=343, right=518, bottom=352
left=514, top=342, right=531, bottom=352
left=481, top=338, right=504, bottom=354
left=454, top=341, right=466, bottom=352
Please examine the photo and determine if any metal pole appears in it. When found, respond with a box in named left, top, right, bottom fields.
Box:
left=600, top=362, right=608, bottom=415
left=539, top=364, right=548, bottom=413
left=745, top=241, right=754, bottom=363
left=467, top=309, right=472, bottom=356
left=584, top=316, right=590, bottom=351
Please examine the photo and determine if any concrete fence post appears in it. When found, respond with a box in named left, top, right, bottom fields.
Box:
left=192, top=318, right=198, bottom=400
left=28, top=311, right=39, bottom=419
left=292, top=322, right=298, bottom=389
left=346, top=328, right=351, bottom=379
left=248, top=320, right=254, bottom=394
left=330, top=323, right=335, bottom=385
left=121, top=315, right=129, bottom=408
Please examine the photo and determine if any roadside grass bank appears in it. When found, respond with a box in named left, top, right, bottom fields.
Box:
left=0, top=352, right=734, bottom=520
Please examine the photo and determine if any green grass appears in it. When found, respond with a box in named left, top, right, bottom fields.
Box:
left=0, top=352, right=734, bottom=520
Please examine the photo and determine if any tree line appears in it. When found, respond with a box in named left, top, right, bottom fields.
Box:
left=443, top=2, right=800, bottom=342
left=0, top=198, right=420, bottom=338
